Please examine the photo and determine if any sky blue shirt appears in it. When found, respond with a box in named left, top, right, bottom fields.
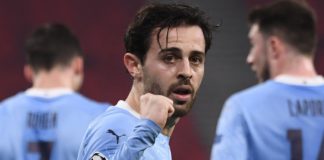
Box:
left=77, top=100, right=172, bottom=160
left=0, top=88, right=108, bottom=160
left=211, top=76, right=324, bottom=160
left=0, top=102, right=14, bottom=160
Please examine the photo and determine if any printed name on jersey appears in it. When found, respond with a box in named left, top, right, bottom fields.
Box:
left=287, top=99, right=324, bottom=117
left=28, top=112, right=57, bottom=129
left=107, top=129, right=126, bottom=144
left=91, top=152, right=107, bottom=160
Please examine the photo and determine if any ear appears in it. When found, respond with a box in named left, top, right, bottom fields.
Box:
left=23, top=65, right=34, bottom=83
left=268, top=36, right=284, bottom=60
left=72, top=56, right=84, bottom=76
left=124, top=53, right=142, bottom=79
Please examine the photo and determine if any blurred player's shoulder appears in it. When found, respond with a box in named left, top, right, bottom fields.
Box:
left=227, top=80, right=277, bottom=102
left=1, top=92, right=28, bottom=107
left=64, top=92, right=110, bottom=110
left=0, top=91, right=109, bottom=116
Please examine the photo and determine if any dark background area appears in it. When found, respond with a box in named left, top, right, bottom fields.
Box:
left=0, top=0, right=322, bottom=159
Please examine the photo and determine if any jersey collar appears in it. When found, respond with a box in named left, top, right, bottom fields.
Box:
left=115, top=100, right=141, bottom=119
left=25, top=88, right=74, bottom=98
left=274, top=75, right=324, bottom=86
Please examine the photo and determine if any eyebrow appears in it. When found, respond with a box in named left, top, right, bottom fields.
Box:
left=191, top=50, right=205, bottom=57
left=159, top=47, right=205, bottom=56
left=159, top=47, right=181, bottom=54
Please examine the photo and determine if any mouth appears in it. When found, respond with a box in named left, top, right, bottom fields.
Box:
left=170, top=86, right=193, bottom=104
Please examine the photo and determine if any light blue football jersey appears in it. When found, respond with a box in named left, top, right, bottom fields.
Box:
left=0, top=88, right=109, bottom=160
left=211, top=76, right=324, bottom=160
left=77, top=100, right=172, bottom=160
left=0, top=103, right=15, bottom=160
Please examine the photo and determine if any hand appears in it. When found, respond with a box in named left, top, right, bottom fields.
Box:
left=139, top=93, right=175, bottom=129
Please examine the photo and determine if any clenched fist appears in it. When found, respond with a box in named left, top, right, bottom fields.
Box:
left=139, top=93, right=175, bottom=129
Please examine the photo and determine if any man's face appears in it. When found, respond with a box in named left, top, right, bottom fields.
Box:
left=142, top=25, right=206, bottom=117
left=247, top=24, right=270, bottom=82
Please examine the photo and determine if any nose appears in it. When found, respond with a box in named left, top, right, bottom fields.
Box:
left=177, top=59, right=193, bottom=82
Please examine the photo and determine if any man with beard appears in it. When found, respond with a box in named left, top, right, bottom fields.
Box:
left=77, top=3, right=214, bottom=160
left=211, top=0, right=324, bottom=159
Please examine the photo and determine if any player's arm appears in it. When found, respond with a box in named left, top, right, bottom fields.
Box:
left=210, top=97, right=249, bottom=160
left=78, top=119, right=162, bottom=160
left=111, top=118, right=162, bottom=159
left=112, top=93, right=174, bottom=159
left=78, top=93, right=174, bottom=160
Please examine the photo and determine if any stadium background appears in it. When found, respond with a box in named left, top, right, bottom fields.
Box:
left=0, top=0, right=322, bottom=159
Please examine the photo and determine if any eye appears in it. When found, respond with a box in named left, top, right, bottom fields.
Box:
left=190, top=55, right=203, bottom=65
left=163, top=54, right=177, bottom=63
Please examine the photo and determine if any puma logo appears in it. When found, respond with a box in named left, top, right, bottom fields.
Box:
left=107, top=129, right=126, bottom=144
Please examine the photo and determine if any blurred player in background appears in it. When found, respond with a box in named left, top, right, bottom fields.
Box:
left=0, top=23, right=109, bottom=160
left=211, top=0, right=324, bottom=159
left=78, top=3, right=214, bottom=160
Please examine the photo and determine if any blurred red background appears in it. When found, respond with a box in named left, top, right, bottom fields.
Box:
left=0, top=0, right=322, bottom=159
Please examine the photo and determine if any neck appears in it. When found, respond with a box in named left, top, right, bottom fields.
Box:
left=125, top=84, right=142, bottom=114
left=32, top=68, right=74, bottom=89
left=272, top=53, right=317, bottom=78
left=162, top=117, right=180, bottom=136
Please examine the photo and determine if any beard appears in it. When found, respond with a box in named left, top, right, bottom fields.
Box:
left=259, top=51, right=271, bottom=82
left=257, top=61, right=270, bottom=83
left=258, top=45, right=271, bottom=83
left=260, top=64, right=270, bottom=82
left=142, top=72, right=196, bottom=118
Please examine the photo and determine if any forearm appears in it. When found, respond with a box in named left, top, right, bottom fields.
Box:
left=112, top=119, right=161, bottom=160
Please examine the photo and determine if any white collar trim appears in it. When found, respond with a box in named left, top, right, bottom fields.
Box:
left=115, top=100, right=141, bottom=119
left=25, top=88, right=74, bottom=98
left=274, top=75, right=324, bottom=86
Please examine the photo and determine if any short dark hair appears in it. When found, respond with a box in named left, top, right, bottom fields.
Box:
left=124, top=3, right=214, bottom=64
left=25, top=23, right=82, bottom=72
left=248, top=0, right=317, bottom=56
